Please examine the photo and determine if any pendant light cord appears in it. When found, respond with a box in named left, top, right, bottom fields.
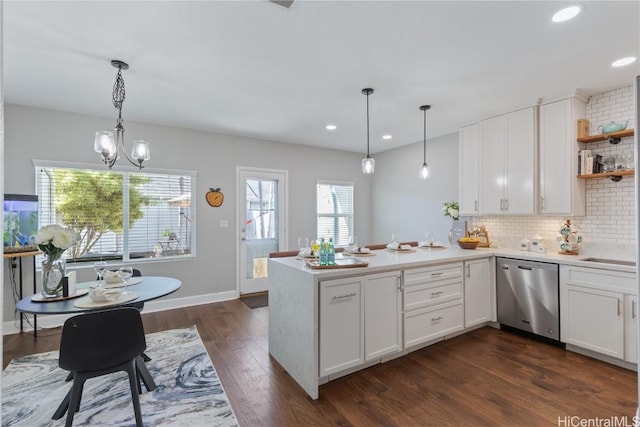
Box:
left=366, top=91, right=370, bottom=158
left=423, top=108, right=426, bottom=164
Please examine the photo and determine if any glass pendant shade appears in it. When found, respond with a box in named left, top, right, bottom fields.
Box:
left=94, top=131, right=117, bottom=160
left=420, top=162, right=429, bottom=179
left=132, top=140, right=151, bottom=162
left=362, top=157, right=375, bottom=174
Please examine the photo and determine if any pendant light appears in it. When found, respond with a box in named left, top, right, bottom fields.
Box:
left=94, top=60, right=151, bottom=169
left=361, top=88, right=375, bottom=174
left=419, top=105, right=431, bottom=179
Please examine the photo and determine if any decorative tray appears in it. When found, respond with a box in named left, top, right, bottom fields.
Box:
left=31, top=289, right=89, bottom=302
left=306, top=259, right=369, bottom=269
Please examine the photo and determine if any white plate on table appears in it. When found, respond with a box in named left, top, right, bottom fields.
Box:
left=74, top=291, right=139, bottom=308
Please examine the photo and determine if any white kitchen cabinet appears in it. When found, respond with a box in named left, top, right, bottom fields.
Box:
left=459, top=123, right=479, bottom=215
left=319, top=277, right=364, bottom=376
left=403, top=263, right=464, bottom=348
left=562, top=284, right=624, bottom=359
left=479, top=107, right=536, bottom=215
left=364, top=271, right=402, bottom=361
left=624, top=294, right=637, bottom=363
left=464, top=258, right=493, bottom=328
left=539, top=97, right=586, bottom=215
left=560, top=265, right=636, bottom=362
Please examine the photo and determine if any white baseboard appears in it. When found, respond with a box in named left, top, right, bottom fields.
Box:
left=3, top=290, right=240, bottom=336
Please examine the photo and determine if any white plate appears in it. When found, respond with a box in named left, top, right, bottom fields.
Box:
left=85, top=277, right=144, bottom=289
left=74, top=291, right=139, bottom=308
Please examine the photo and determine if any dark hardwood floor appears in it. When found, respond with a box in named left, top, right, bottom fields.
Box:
left=3, top=300, right=638, bottom=426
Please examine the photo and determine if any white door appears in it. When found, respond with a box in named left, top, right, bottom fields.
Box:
left=237, top=167, right=288, bottom=295
left=479, top=115, right=506, bottom=214
left=459, top=123, right=479, bottom=215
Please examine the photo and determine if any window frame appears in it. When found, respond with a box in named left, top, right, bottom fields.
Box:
left=33, top=159, right=197, bottom=265
left=316, top=180, right=354, bottom=247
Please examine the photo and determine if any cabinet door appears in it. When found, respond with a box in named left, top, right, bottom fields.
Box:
left=464, top=258, right=492, bottom=328
left=364, top=271, right=402, bottom=361
left=319, top=277, right=364, bottom=376
left=459, top=123, right=479, bottom=215
left=504, top=107, right=535, bottom=214
left=539, top=98, right=586, bottom=215
left=624, top=294, right=637, bottom=363
left=561, top=284, right=624, bottom=359
left=479, top=115, right=506, bottom=214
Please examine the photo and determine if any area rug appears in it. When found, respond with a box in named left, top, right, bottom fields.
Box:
left=2, top=326, right=239, bottom=427
left=241, top=293, right=268, bottom=309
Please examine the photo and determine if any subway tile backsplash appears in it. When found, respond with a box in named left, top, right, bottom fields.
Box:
left=471, top=85, right=636, bottom=251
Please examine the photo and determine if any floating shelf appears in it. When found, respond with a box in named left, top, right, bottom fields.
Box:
left=578, top=169, right=634, bottom=182
left=578, top=129, right=634, bottom=144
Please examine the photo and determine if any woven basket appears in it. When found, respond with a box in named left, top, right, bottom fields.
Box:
left=458, top=240, right=480, bottom=250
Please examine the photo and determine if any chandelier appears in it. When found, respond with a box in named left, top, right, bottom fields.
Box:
left=94, top=60, right=150, bottom=169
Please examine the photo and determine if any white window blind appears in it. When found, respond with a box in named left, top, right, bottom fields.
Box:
left=316, top=182, right=354, bottom=246
left=35, top=162, right=195, bottom=263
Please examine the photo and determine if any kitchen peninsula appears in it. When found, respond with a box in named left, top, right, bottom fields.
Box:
left=268, top=247, right=636, bottom=399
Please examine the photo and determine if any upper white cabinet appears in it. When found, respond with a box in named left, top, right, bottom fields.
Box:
left=539, top=97, right=586, bottom=215
left=479, top=107, right=536, bottom=215
left=459, top=123, right=480, bottom=215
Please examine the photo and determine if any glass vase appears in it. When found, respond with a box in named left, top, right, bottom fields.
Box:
left=41, top=256, right=65, bottom=298
left=448, top=220, right=465, bottom=245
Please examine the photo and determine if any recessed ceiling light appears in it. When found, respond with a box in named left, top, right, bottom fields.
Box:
left=611, top=56, right=637, bottom=67
left=325, top=124, right=337, bottom=131
left=382, top=134, right=392, bottom=140
left=552, top=5, right=581, bottom=23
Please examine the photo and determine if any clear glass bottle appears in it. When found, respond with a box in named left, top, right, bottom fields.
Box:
left=328, top=238, right=335, bottom=265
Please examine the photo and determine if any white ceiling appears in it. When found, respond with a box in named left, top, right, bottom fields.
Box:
left=3, top=1, right=639, bottom=155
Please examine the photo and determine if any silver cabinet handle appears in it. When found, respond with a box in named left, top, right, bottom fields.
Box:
left=504, top=199, right=508, bottom=211
left=332, top=292, right=357, bottom=300
left=431, top=316, right=443, bottom=322
left=541, top=196, right=545, bottom=209
left=500, top=199, right=503, bottom=211
left=466, top=265, right=471, bottom=278
left=431, top=291, right=444, bottom=297
left=397, top=276, right=402, bottom=292
left=617, top=298, right=622, bottom=316
left=633, top=300, right=636, bottom=319
left=431, top=272, right=443, bottom=277
left=475, top=200, right=479, bottom=212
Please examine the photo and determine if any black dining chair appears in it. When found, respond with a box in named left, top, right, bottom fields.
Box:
left=58, top=307, right=146, bottom=427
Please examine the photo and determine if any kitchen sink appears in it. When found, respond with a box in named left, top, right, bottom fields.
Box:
left=579, top=257, right=636, bottom=267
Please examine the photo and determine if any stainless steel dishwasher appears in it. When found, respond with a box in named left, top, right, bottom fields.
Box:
left=496, top=257, right=560, bottom=341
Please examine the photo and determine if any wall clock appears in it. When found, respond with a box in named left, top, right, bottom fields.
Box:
left=206, top=188, right=224, bottom=207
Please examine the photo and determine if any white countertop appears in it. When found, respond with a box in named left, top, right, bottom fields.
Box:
left=270, top=246, right=637, bottom=277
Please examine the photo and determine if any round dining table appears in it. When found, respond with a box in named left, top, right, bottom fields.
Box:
left=16, top=276, right=181, bottom=315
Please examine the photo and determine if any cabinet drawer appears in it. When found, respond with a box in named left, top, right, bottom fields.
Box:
left=562, top=265, right=636, bottom=293
left=403, top=263, right=463, bottom=287
left=403, top=301, right=464, bottom=348
left=404, top=281, right=462, bottom=311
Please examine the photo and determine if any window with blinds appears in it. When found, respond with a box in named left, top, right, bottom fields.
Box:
left=316, top=181, right=354, bottom=246
left=34, top=161, right=195, bottom=264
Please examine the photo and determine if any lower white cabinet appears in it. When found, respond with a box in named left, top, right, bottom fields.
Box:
left=319, top=276, right=364, bottom=377
left=562, top=284, right=624, bottom=358
left=364, top=271, right=402, bottom=361
left=560, top=265, right=636, bottom=362
left=464, top=258, right=493, bottom=328
left=320, top=271, right=402, bottom=377
left=624, top=294, right=637, bottom=364
left=403, top=263, right=464, bottom=348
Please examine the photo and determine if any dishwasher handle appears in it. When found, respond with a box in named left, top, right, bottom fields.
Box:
left=518, top=266, right=533, bottom=271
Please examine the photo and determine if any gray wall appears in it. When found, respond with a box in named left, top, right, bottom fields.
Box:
left=3, top=104, right=373, bottom=322
left=371, top=132, right=459, bottom=245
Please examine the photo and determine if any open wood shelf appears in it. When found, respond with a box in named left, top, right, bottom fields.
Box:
left=578, top=129, right=634, bottom=143
left=577, top=169, right=635, bottom=179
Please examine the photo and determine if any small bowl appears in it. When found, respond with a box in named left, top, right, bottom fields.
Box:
left=458, top=240, right=480, bottom=250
